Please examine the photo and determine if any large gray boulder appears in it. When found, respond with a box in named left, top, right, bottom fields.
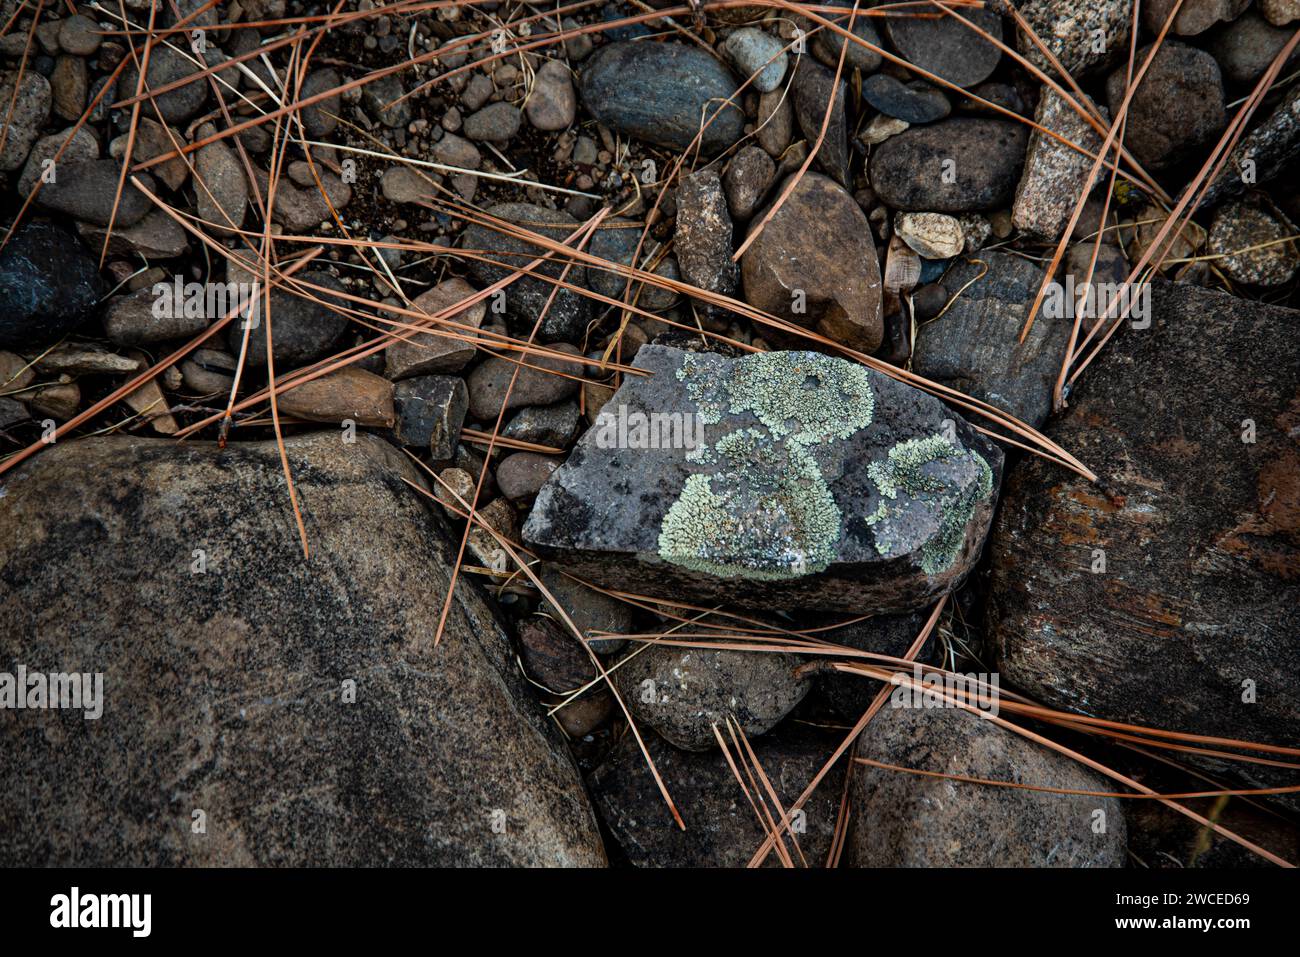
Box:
left=523, top=346, right=1003, bottom=612
left=0, top=432, right=605, bottom=866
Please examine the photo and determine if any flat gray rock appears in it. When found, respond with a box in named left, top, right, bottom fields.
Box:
left=523, top=346, right=1003, bottom=612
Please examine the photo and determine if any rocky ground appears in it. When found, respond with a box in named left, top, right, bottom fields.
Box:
left=1, top=0, right=1298, bottom=867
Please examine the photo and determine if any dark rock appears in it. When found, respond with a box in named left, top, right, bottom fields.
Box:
left=589, top=723, right=846, bottom=867
left=18, top=126, right=99, bottom=197
left=504, top=400, right=581, bottom=448
left=76, top=210, right=188, bottom=258
left=578, top=41, right=745, bottom=154
left=57, top=14, right=102, bottom=56
left=1209, top=10, right=1300, bottom=85
left=0, top=432, right=606, bottom=866
left=848, top=705, right=1127, bottom=866
left=523, top=346, right=1003, bottom=613
left=1144, top=0, right=1250, bottom=36
left=103, top=285, right=209, bottom=345
left=791, top=59, right=851, bottom=187
left=194, top=130, right=248, bottom=236
left=675, top=169, right=737, bottom=305
left=525, top=60, right=576, bottom=131
left=756, top=87, right=794, bottom=157
left=35, top=159, right=157, bottom=226
left=1207, top=201, right=1299, bottom=286
left=392, top=374, right=468, bottom=457
left=1197, top=83, right=1300, bottom=207
left=985, top=282, right=1300, bottom=791
left=463, top=102, right=522, bottom=143
left=811, top=1, right=883, bottom=73
left=360, top=73, right=410, bottom=129
left=460, top=203, right=592, bottom=344
left=120, top=46, right=208, bottom=123
left=723, top=144, right=776, bottom=221
left=0, top=220, right=103, bottom=349
left=614, top=643, right=810, bottom=751
left=870, top=118, right=1028, bottom=212
left=50, top=54, right=87, bottom=122
left=385, top=278, right=484, bottom=378
left=225, top=266, right=350, bottom=369
left=466, top=343, right=582, bottom=421
left=1105, top=41, right=1225, bottom=170
left=517, top=615, right=598, bottom=694
left=880, top=3, right=1003, bottom=88
left=301, top=68, right=341, bottom=136
left=536, top=563, right=633, bottom=655
left=911, top=251, right=1070, bottom=429
left=861, top=75, right=950, bottom=124
left=817, top=610, right=933, bottom=719
left=741, top=172, right=884, bottom=353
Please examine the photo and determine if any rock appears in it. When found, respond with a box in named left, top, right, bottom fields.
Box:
left=120, top=46, right=208, bottom=123
left=0, top=396, right=28, bottom=428
left=861, top=75, right=950, bottom=124
left=392, top=374, right=467, bottom=456
left=675, top=169, right=738, bottom=305
left=791, top=59, right=851, bottom=187
left=1261, top=0, right=1300, bottom=25
left=1015, top=0, right=1133, bottom=76
left=578, top=41, right=745, bottom=154
left=859, top=113, right=909, bottom=145
left=251, top=165, right=352, bottom=232
left=524, top=346, right=1003, bottom=613
left=1105, top=41, right=1225, bottom=170
left=818, top=610, right=933, bottom=719
left=194, top=131, right=248, bottom=236
left=498, top=452, right=561, bottom=501
left=1197, top=85, right=1300, bottom=207
left=1207, top=201, right=1299, bottom=286
left=1013, top=88, right=1107, bottom=241
left=586, top=217, right=647, bottom=301
left=360, top=73, right=410, bottom=129
left=467, top=497, right=519, bottom=569
left=0, top=350, right=35, bottom=393
left=103, top=285, right=208, bottom=345
left=589, top=723, right=846, bottom=866
left=536, top=562, right=633, bottom=655
left=434, top=466, right=476, bottom=515
left=743, top=171, right=883, bottom=351
left=894, top=211, right=964, bottom=259
left=720, top=27, right=787, bottom=94
left=985, top=282, right=1300, bottom=786
left=111, top=117, right=188, bottom=191
left=1208, top=10, right=1300, bottom=85
left=0, top=69, right=50, bottom=172
left=1144, top=0, right=1250, bottom=35
left=34, top=343, right=139, bottom=376
left=880, top=3, right=1003, bottom=88
left=380, top=165, right=429, bottom=203
left=525, top=59, right=576, bottom=131
left=277, top=367, right=395, bottom=428
left=0, top=221, right=103, bottom=349
left=50, top=55, right=87, bottom=122
left=27, top=380, right=80, bottom=420
left=386, top=278, right=484, bottom=378
left=301, top=68, right=341, bottom=136
left=36, top=159, right=156, bottom=227
left=225, top=266, right=349, bottom=369
left=466, top=343, right=582, bottom=421
left=811, top=0, right=883, bottom=73
left=463, top=101, right=522, bottom=143
left=755, top=87, right=794, bottom=158
left=848, top=705, right=1127, bottom=866
left=516, top=614, right=598, bottom=694
left=58, top=14, right=102, bottom=56
left=910, top=251, right=1067, bottom=429
left=18, top=126, right=99, bottom=197
left=870, top=119, right=1028, bottom=213
left=722, top=145, right=776, bottom=221
left=614, top=643, right=811, bottom=751
left=460, top=203, right=591, bottom=344
left=77, top=210, right=188, bottom=258
left=0, top=432, right=605, bottom=866
left=740, top=172, right=884, bottom=353
left=181, top=348, right=236, bottom=394
left=504, top=401, right=580, bottom=448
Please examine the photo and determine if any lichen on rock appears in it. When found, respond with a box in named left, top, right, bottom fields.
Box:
left=867, top=434, right=994, bottom=574
left=658, top=351, right=876, bottom=579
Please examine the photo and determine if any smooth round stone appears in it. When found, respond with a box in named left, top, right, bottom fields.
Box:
left=869, top=118, right=1028, bottom=213
left=881, top=4, right=1003, bottom=88
left=720, top=27, right=788, bottom=94
left=862, top=74, right=951, bottom=124
left=578, top=41, right=745, bottom=154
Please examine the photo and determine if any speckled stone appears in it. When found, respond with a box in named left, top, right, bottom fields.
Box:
left=1105, top=41, right=1225, bottom=170
left=1013, top=88, right=1107, bottom=241
left=1207, top=201, right=1299, bottom=285
left=675, top=169, right=737, bottom=304
left=1014, top=0, right=1133, bottom=75
left=524, top=346, right=1002, bottom=613
left=0, top=432, right=606, bottom=866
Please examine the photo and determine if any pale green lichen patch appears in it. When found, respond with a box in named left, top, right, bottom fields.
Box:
left=659, top=352, right=875, bottom=579
left=866, top=434, right=993, bottom=575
